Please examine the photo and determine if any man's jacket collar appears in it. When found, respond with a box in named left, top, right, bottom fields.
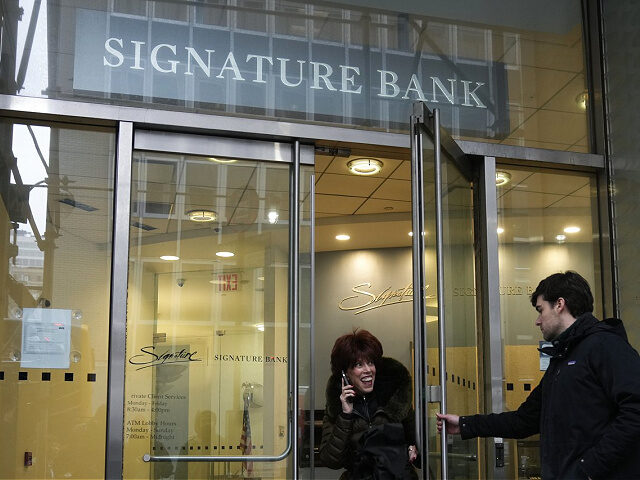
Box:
left=538, top=313, right=627, bottom=358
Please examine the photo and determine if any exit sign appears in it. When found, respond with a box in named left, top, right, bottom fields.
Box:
left=216, top=273, right=238, bottom=292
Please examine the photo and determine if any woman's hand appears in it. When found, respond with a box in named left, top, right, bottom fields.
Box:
left=408, top=445, right=418, bottom=463
left=435, top=413, right=461, bottom=435
left=340, top=378, right=355, bottom=414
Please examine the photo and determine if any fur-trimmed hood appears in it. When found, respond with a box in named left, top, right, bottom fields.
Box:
left=324, top=357, right=412, bottom=421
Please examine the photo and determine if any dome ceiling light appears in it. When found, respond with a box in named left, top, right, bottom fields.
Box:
left=495, top=171, right=511, bottom=187
left=187, top=209, right=217, bottom=222
left=267, top=210, right=279, bottom=224
left=347, top=158, right=383, bottom=176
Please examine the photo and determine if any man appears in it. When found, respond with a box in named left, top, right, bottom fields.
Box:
left=437, top=271, right=640, bottom=479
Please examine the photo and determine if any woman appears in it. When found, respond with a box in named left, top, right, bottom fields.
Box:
left=319, top=328, right=419, bottom=479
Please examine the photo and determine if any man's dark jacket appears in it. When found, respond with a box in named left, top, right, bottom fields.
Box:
left=459, top=313, right=640, bottom=479
left=319, top=357, right=418, bottom=479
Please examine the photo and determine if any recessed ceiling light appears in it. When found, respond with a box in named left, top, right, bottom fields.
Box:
left=497, top=227, right=504, bottom=234
left=408, top=232, right=413, bottom=237
left=267, top=210, right=279, bottom=224
left=564, top=226, right=581, bottom=234
left=208, top=157, right=237, bottom=164
left=336, top=234, right=350, bottom=241
left=187, top=209, right=217, bottom=222
left=347, top=158, right=383, bottom=176
left=575, top=91, right=588, bottom=110
left=495, top=171, right=511, bottom=187
left=216, top=251, right=235, bottom=257
left=160, top=255, right=179, bottom=261
left=556, top=234, right=567, bottom=241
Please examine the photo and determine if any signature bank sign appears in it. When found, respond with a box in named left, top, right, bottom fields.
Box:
left=129, top=346, right=287, bottom=370
left=73, top=9, right=509, bottom=137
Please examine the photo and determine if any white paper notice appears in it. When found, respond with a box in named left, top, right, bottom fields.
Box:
left=21, top=308, right=72, bottom=369
left=539, top=341, right=553, bottom=371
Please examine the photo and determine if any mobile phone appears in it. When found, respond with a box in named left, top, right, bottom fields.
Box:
left=341, top=370, right=353, bottom=402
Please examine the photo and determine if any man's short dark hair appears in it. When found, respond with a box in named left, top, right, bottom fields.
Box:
left=530, top=271, right=594, bottom=317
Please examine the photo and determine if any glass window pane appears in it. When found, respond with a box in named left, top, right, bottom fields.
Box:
left=496, top=164, right=601, bottom=478
left=422, top=143, right=479, bottom=479
left=0, top=119, right=115, bottom=478
left=123, top=152, right=291, bottom=479
left=4, top=0, right=589, bottom=150
left=298, top=164, right=314, bottom=479
left=236, top=0, right=268, bottom=32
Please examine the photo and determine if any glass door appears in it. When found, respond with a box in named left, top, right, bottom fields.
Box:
left=120, top=131, right=312, bottom=480
left=411, top=103, right=480, bottom=480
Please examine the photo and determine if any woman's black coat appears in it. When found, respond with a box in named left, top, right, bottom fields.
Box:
left=319, top=357, right=418, bottom=480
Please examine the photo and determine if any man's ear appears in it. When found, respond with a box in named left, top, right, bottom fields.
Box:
left=555, top=297, right=566, bottom=312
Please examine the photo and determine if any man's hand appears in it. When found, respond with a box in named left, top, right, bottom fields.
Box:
left=435, top=413, right=461, bottom=435
left=408, top=445, right=418, bottom=463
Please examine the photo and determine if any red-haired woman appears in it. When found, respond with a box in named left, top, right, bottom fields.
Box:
left=319, top=329, right=419, bottom=479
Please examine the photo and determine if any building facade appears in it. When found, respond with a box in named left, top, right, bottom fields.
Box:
left=0, top=0, right=636, bottom=479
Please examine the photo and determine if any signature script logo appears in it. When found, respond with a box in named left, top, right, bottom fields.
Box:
left=338, top=282, right=433, bottom=315
left=128, top=346, right=202, bottom=370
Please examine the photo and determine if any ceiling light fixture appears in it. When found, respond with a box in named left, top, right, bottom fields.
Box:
left=347, top=158, right=383, bottom=176
left=208, top=156, right=237, bottom=164
left=556, top=234, right=567, bottom=241
left=267, top=210, right=279, bottom=224
left=495, top=171, right=512, bottom=187
left=335, top=234, right=350, bottom=241
left=187, top=209, right=217, bottom=222
left=497, top=227, right=504, bottom=234
left=564, top=226, right=581, bottom=234
left=408, top=232, right=413, bottom=237
left=576, top=91, right=588, bottom=110
left=216, top=251, right=235, bottom=257
left=160, top=255, right=180, bottom=261
left=255, top=324, right=265, bottom=332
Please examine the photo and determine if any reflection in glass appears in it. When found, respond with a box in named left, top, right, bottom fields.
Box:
left=0, top=119, right=114, bottom=478
left=6, top=0, right=588, bottom=150
left=123, top=152, right=291, bottom=479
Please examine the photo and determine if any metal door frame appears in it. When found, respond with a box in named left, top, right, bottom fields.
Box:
left=106, top=129, right=312, bottom=479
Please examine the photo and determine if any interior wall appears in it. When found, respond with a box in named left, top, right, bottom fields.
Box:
left=498, top=242, right=598, bottom=343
